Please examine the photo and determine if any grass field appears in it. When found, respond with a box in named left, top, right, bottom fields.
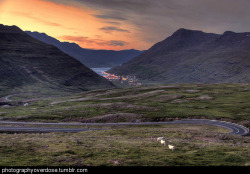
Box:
left=0, top=83, right=249, bottom=166
left=0, top=84, right=249, bottom=125
left=0, top=124, right=249, bottom=166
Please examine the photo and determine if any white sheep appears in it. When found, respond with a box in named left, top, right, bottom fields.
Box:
left=157, top=137, right=165, bottom=142
left=168, top=145, right=175, bottom=151
left=160, top=139, right=166, bottom=146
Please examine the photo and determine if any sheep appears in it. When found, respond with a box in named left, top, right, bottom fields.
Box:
left=160, top=139, right=166, bottom=146
left=157, top=137, right=165, bottom=142
left=168, top=145, right=175, bottom=151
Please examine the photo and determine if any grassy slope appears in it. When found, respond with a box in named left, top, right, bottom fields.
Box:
left=0, top=124, right=249, bottom=166
left=0, top=84, right=249, bottom=166
left=1, top=84, right=249, bottom=126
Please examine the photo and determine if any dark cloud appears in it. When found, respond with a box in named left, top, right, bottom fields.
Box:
left=99, top=26, right=130, bottom=33
left=46, top=0, right=154, bottom=12
left=103, top=21, right=121, bottom=26
left=92, top=14, right=127, bottom=21
left=59, top=35, right=128, bottom=47
left=105, top=40, right=128, bottom=46
left=46, top=0, right=250, bottom=46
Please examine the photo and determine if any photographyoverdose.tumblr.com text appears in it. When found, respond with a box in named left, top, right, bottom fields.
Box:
left=1, top=167, right=88, bottom=174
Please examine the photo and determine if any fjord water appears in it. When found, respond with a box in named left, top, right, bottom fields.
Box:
left=91, top=67, right=112, bottom=76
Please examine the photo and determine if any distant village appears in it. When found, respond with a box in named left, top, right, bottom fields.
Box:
left=101, top=71, right=142, bottom=86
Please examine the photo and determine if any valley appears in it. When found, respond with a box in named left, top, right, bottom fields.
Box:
left=25, top=31, right=143, bottom=68
left=0, top=24, right=249, bottom=167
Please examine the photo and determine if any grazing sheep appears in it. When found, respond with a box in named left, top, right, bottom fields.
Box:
left=168, top=145, right=175, bottom=151
left=157, top=137, right=165, bottom=142
left=160, top=139, right=166, bottom=146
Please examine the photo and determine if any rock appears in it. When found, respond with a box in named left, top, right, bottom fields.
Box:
left=75, top=140, right=82, bottom=145
left=195, top=95, right=213, bottom=100
left=109, top=160, right=122, bottom=165
left=42, top=145, right=49, bottom=148
left=1, top=105, right=12, bottom=108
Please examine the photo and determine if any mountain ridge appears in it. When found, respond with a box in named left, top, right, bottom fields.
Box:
left=108, top=28, right=250, bottom=83
left=25, top=31, right=143, bottom=68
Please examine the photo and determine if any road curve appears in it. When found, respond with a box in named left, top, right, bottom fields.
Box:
left=4, top=94, right=16, bottom=102
left=0, top=119, right=249, bottom=135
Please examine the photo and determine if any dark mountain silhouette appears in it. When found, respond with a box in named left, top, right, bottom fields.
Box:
left=0, top=24, right=114, bottom=95
left=25, top=31, right=143, bottom=68
left=108, top=28, right=250, bottom=83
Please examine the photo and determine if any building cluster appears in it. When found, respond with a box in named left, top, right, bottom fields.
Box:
left=101, top=71, right=142, bottom=86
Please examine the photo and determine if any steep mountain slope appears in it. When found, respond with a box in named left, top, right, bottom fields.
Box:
left=0, top=24, right=113, bottom=96
left=25, top=31, right=143, bottom=68
left=108, top=28, right=250, bottom=83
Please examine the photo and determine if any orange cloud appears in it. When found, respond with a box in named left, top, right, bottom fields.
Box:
left=0, top=0, right=134, bottom=50
left=10, top=11, right=63, bottom=27
left=59, top=35, right=128, bottom=49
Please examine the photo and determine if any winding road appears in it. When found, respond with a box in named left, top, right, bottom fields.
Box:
left=0, top=119, right=249, bottom=135
left=4, top=94, right=16, bottom=102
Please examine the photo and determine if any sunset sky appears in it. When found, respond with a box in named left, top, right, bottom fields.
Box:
left=0, top=0, right=249, bottom=50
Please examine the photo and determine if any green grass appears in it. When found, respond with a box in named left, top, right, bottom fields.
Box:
left=0, top=124, right=249, bottom=166
left=1, top=84, right=249, bottom=127
left=1, top=83, right=249, bottom=166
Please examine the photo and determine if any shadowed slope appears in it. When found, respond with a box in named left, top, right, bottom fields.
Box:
left=0, top=24, right=114, bottom=96
left=108, top=29, right=250, bottom=83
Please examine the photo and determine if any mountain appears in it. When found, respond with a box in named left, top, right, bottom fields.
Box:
left=0, top=24, right=114, bottom=96
left=108, top=28, right=250, bottom=83
left=25, top=31, right=143, bottom=68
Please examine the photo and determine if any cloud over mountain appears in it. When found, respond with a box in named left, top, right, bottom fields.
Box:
left=3, top=0, right=250, bottom=50
left=46, top=0, right=250, bottom=45
left=99, top=26, right=130, bottom=33
left=59, top=35, right=128, bottom=47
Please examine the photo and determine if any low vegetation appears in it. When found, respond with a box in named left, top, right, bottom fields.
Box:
left=0, top=84, right=249, bottom=126
left=0, top=83, right=249, bottom=166
left=0, top=124, right=249, bottom=166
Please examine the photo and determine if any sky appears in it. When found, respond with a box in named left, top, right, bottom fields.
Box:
left=0, top=0, right=249, bottom=50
